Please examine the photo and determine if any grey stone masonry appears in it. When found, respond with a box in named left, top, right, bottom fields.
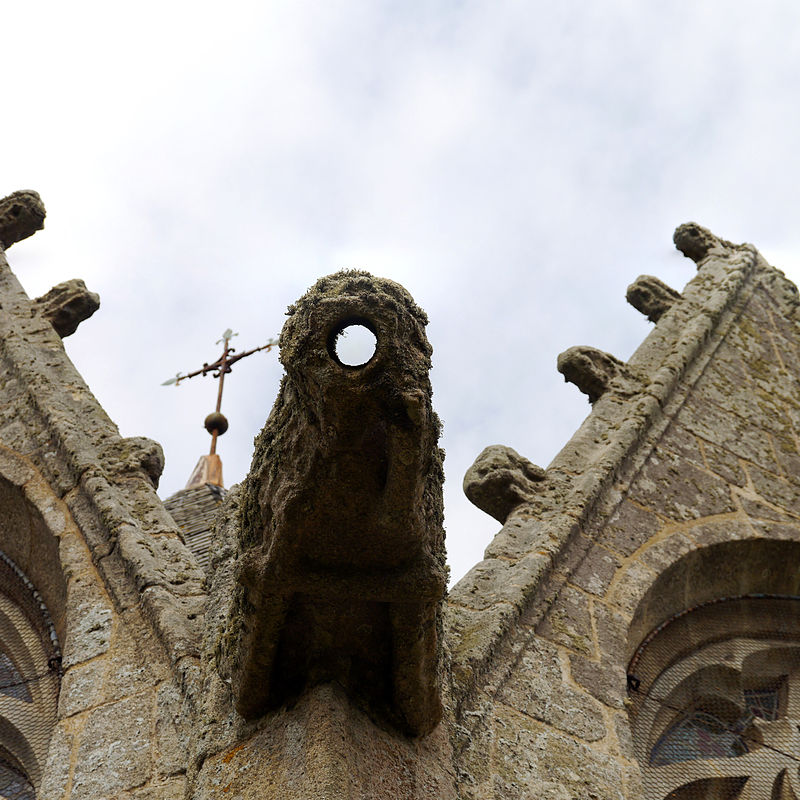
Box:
left=448, top=224, right=800, bottom=798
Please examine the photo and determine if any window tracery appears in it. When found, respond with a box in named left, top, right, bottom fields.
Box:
left=628, top=597, right=800, bottom=800
left=0, top=552, right=60, bottom=794
left=0, top=656, right=31, bottom=705
left=0, top=751, right=34, bottom=800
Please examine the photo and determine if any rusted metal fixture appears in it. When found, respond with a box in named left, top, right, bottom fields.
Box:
left=162, top=329, right=278, bottom=456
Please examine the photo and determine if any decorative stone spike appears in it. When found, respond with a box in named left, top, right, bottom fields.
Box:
left=557, top=346, right=629, bottom=404
left=34, top=279, right=100, bottom=337
left=224, top=270, right=447, bottom=736
left=673, top=222, right=736, bottom=265
left=626, top=275, right=681, bottom=323
left=0, top=190, right=46, bottom=249
left=463, top=445, right=545, bottom=523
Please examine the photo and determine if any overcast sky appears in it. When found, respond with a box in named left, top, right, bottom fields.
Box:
left=3, top=1, right=800, bottom=583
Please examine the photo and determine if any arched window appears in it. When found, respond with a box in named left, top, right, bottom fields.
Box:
left=628, top=596, right=800, bottom=800
left=650, top=710, right=749, bottom=766
left=0, top=750, right=34, bottom=800
left=0, top=552, right=60, bottom=792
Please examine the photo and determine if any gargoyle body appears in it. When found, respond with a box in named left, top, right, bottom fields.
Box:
left=225, top=271, right=446, bottom=735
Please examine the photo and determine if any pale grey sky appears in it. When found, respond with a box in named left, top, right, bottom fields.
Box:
left=4, top=1, right=800, bottom=582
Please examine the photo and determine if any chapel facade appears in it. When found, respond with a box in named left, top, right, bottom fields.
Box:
left=0, top=189, right=797, bottom=799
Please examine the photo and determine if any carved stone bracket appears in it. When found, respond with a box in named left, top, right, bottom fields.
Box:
left=34, top=279, right=100, bottom=337
left=673, top=221, right=738, bottom=265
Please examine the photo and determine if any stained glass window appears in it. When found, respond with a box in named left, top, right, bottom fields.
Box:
left=0, top=756, right=34, bottom=800
left=650, top=711, right=749, bottom=766
left=743, top=687, right=781, bottom=721
left=0, top=654, right=31, bottom=704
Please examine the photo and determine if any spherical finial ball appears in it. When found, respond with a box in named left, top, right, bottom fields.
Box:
left=204, top=412, right=229, bottom=436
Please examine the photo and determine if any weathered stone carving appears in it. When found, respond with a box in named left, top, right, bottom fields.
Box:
left=34, top=279, right=100, bottom=337
left=224, top=271, right=447, bottom=735
left=0, top=190, right=46, bottom=249
left=673, top=221, right=736, bottom=264
left=557, top=345, right=630, bottom=403
left=101, top=436, right=165, bottom=488
left=626, top=275, right=681, bottom=323
left=463, top=445, right=545, bottom=523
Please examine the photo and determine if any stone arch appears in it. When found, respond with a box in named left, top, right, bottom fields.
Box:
left=0, top=446, right=74, bottom=790
left=626, top=538, right=800, bottom=663
left=624, top=539, right=800, bottom=800
left=0, top=447, right=68, bottom=647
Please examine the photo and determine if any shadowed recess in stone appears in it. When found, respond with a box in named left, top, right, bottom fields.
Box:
left=463, top=445, right=545, bottom=523
left=626, top=275, right=681, bottom=323
left=222, top=270, right=447, bottom=736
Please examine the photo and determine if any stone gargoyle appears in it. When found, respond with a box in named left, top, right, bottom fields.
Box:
left=222, top=271, right=447, bottom=736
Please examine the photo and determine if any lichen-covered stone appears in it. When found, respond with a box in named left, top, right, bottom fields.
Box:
left=463, top=445, right=545, bottom=523
left=556, top=346, right=636, bottom=403
left=34, top=279, right=100, bottom=337
left=0, top=190, right=45, bottom=249
left=626, top=274, right=681, bottom=322
left=224, top=271, right=447, bottom=735
left=673, top=220, right=736, bottom=264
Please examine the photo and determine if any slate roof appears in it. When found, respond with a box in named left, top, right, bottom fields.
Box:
left=163, top=483, right=226, bottom=570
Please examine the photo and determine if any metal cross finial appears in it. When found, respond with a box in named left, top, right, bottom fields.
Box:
left=162, top=329, right=278, bottom=456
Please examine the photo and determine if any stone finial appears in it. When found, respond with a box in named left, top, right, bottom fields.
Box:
left=0, top=191, right=46, bottom=249
left=673, top=222, right=736, bottom=265
left=557, top=346, right=629, bottom=403
left=626, top=275, right=681, bottom=323
left=34, top=279, right=100, bottom=337
left=226, top=271, right=446, bottom=736
left=464, top=445, right=545, bottom=523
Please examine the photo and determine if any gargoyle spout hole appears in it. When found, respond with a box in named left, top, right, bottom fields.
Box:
left=328, top=317, right=378, bottom=368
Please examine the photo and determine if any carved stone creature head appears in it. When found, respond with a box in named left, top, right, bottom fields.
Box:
left=557, top=346, right=628, bottom=404
left=230, top=271, right=446, bottom=736
left=673, top=222, right=736, bottom=265
left=464, top=445, right=545, bottom=523
left=626, top=275, right=681, bottom=323
left=0, top=191, right=45, bottom=249
left=257, top=270, right=444, bottom=570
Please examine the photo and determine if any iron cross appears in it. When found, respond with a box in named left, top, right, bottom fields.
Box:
left=163, top=329, right=278, bottom=455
